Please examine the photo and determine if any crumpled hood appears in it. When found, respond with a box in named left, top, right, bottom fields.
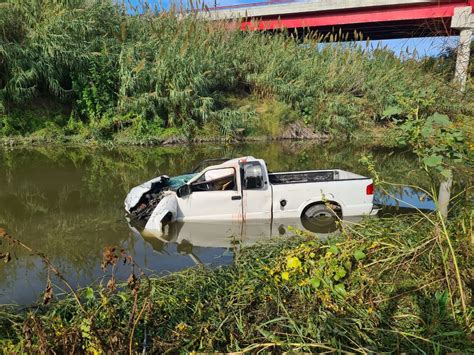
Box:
left=124, top=175, right=169, bottom=212
left=124, top=173, right=196, bottom=212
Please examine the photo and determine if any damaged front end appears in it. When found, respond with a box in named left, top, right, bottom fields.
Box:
left=124, top=173, right=195, bottom=233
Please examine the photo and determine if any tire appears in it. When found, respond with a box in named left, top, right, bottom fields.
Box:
left=301, top=204, right=340, bottom=234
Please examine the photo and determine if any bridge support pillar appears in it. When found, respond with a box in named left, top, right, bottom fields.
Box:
left=452, top=7, right=474, bottom=91
left=454, top=28, right=472, bottom=91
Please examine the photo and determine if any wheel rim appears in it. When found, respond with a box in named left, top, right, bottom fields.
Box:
left=301, top=206, right=339, bottom=233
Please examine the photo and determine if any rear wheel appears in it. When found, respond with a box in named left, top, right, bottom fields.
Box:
left=301, top=204, right=341, bottom=234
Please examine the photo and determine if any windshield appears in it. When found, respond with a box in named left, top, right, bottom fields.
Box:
left=168, top=173, right=197, bottom=189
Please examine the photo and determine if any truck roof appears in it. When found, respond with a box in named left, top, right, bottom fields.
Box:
left=203, top=156, right=258, bottom=170
left=186, top=156, right=259, bottom=184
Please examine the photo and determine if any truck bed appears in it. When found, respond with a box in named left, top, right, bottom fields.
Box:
left=268, top=169, right=368, bottom=185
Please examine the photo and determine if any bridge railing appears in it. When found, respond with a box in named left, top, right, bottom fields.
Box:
left=209, top=0, right=298, bottom=11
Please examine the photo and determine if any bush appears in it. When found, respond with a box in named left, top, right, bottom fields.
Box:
left=254, top=100, right=298, bottom=137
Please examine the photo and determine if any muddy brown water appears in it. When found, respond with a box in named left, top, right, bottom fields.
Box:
left=0, top=142, right=434, bottom=304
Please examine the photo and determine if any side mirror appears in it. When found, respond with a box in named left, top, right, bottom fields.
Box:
left=177, top=184, right=191, bottom=198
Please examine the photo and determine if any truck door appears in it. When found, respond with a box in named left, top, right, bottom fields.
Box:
left=177, top=167, right=243, bottom=222
left=241, top=161, right=273, bottom=221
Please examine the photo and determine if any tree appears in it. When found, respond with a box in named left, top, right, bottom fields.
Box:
left=396, top=112, right=469, bottom=218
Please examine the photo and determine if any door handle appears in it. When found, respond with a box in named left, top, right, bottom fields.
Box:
left=231, top=195, right=242, bottom=200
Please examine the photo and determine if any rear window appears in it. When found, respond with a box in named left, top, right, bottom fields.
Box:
left=242, top=162, right=264, bottom=190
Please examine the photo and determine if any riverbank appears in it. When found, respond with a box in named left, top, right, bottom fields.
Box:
left=0, top=95, right=382, bottom=148
left=0, top=118, right=332, bottom=147
left=0, top=110, right=403, bottom=148
left=0, top=211, right=472, bottom=353
left=1, top=96, right=471, bottom=149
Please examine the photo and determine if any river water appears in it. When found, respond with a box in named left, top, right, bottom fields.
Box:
left=0, top=142, right=434, bottom=304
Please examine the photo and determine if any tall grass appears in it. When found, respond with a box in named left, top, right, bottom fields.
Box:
left=1, top=0, right=471, bottom=141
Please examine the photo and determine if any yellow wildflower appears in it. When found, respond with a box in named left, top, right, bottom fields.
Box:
left=281, top=271, right=290, bottom=281
left=370, top=241, right=379, bottom=248
left=176, top=323, right=188, bottom=332
left=87, top=347, right=101, bottom=355
left=286, top=256, right=302, bottom=269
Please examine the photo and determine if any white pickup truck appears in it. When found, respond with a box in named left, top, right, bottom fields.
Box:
left=125, top=156, right=376, bottom=235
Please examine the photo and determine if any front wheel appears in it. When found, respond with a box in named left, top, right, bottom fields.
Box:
left=301, top=204, right=341, bottom=234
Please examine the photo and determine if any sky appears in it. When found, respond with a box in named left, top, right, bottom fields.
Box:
left=360, top=37, right=458, bottom=57
left=126, top=0, right=460, bottom=57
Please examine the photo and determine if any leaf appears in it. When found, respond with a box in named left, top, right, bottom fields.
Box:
left=310, top=277, right=321, bottom=289
left=353, top=249, right=366, bottom=261
left=439, top=168, right=452, bottom=179
left=257, top=327, right=280, bottom=342
left=435, top=290, right=448, bottom=309
left=84, top=287, right=95, bottom=301
left=329, top=245, right=339, bottom=255
left=420, top=124, right=433, bottom=138
left=423, top=154, right=443, bottom=167
left=382, top=105, right=402, bottom=118
left=133, top=59, right=146, bottom=74
left=334, top=283, right=347, bottom=296
left=117, top=292, right=128, bottom=302
left=429, top=113, right=451, bottom=127
left=334, top=266, right=347, bottom=281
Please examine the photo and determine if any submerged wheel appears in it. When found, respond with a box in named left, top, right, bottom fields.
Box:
left=301, top=204, right=341, bottom=234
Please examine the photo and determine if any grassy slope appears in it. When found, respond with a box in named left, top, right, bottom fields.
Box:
left=1, top=1, right=472, bottom=145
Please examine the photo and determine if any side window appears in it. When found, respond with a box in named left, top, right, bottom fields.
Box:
left=242, top=162, right=264, bottom=190
left=191, top=168, right=236, bottom=192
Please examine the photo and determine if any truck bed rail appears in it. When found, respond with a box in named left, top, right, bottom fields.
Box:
left=269, top=170, right=336, bottom=184
left=269, top=169, right=370, bottom=184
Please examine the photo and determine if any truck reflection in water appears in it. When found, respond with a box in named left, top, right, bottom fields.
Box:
left=130, top=215, right=365, bottom=266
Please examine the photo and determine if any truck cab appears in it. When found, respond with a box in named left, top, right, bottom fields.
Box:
left=175, top=157, right=272, bottom=222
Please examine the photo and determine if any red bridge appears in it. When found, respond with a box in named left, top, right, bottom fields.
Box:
left=202, top=0, right=473, bottom=88
left=204, top=0, right=473, bottom=39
